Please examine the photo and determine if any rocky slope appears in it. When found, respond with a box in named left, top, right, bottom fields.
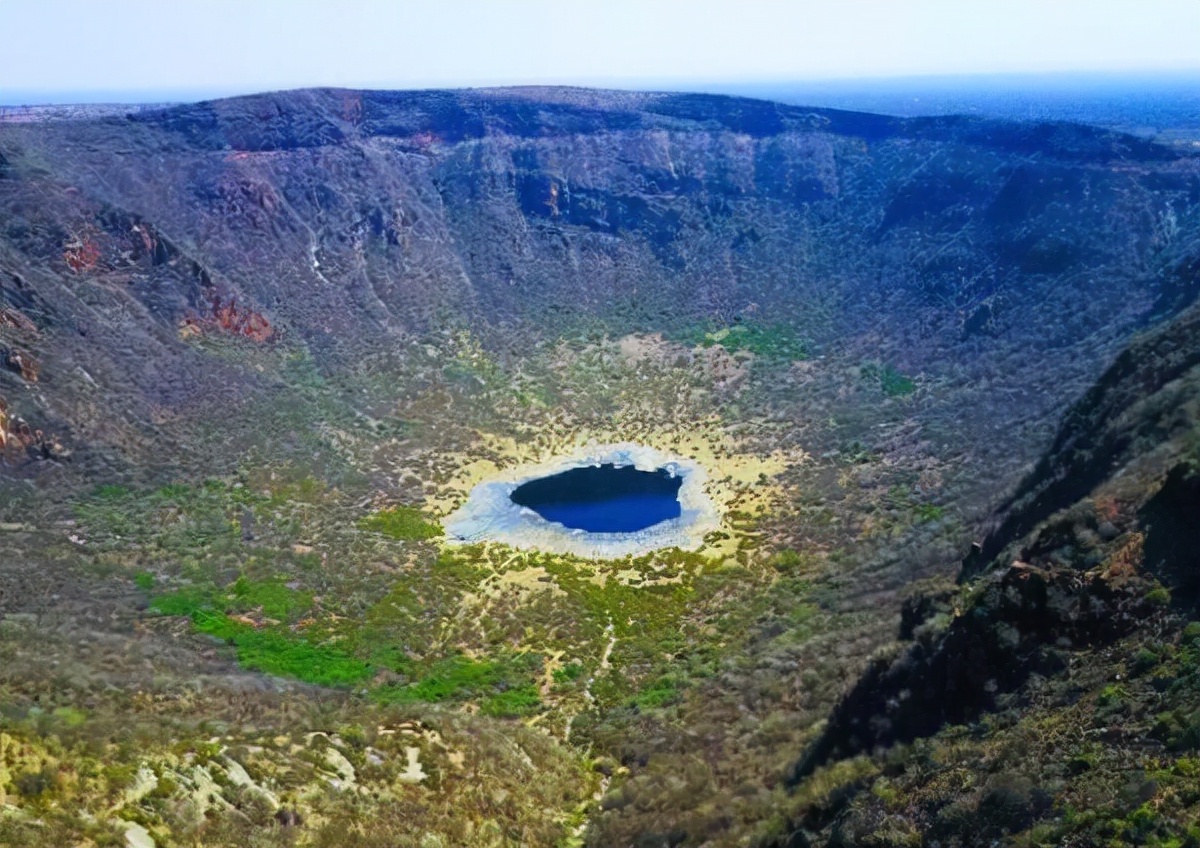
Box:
left=773, top=296, right=1200, bottom=846
left=2, top=87, right=1197, bottom=484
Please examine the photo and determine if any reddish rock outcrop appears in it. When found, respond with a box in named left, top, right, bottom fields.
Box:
left=3, top=347, right=39, bottom=382
left=0, top=307, right=37, bottom=335
left=63, top=232, right=102, bottom=273
left=180, top=294, right=274, bottom=342
left=0, top=399, right=62, bottom=460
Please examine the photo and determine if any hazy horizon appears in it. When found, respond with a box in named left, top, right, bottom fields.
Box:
left=2, top=0, right=1199, bottom=107
left=0, top=68, right=1197, bottom=107
left=6, top=71, right=1200, bottom=141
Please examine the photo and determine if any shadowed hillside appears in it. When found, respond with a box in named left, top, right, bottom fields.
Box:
left=775, top=298, right=1200, bottom=846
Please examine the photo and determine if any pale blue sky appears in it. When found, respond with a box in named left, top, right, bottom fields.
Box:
left=1, top=0, right=1198, bottom=102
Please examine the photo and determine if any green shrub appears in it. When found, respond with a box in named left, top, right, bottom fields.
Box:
left=92, top=484, right=131, bottom=500
left=1154, top=708, right=1200, bottom=751
left=14, top=767, right=57, bottom=798
left=860, top=362, right=917, bottom=397
left=1097, top=683, right=1129, bottom=707
left=683, top=321, right=811, bottom=361
left=632, top=676, right=681, bottom=710
left=769, top=549, right=804, bottom=574
left=1173, top=756, right=1200, bottom=778
left=1123, top=802, right=1169, bottom=843
left=1132, top=646, right=1161, bottom=676
left=151, top=590, right=369, bottom=687
left=358, top=506, right=441, bottom=541
left=1067, top=751, right=1098, bottom=774
left=914, top=503, right=945, bottom=523
left=1146, top=585, right=1172, bottom=606
left=879, top=364, right=916, bottom=397
left=553, top=663, right=584, bottom=683
left=374, top=652, right=544, bottom=708
left=382, top=656, right=500, bottom=703
left=149, top=588, right=216, bottom=618
left=52, top=706, right=87, bottom=728
left=481, top=685, right=542, bottom=718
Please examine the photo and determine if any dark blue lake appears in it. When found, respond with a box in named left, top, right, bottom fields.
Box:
left=510, top=464, right=682, bottom=533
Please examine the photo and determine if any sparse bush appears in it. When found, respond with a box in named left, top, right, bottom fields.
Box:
left=482, top=685, right=542, bottom=718
left=977, top=774, right=1051, bottom=839
left=14, top=767, right=57, bottom=798
left=553, top=662, right=584, bottom=683
left=861, top=363, right=916, bottom=397
left=769, top=549, right=804, bottom=574
left=1147, top=585, right=1173, bottom=606
left=1132, top=646, right=1162, bottom=675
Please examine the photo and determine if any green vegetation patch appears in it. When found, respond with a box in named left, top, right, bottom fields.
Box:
left=861, top=362, right=917, bottom=397
left=230, top=575, right=313, bottom=621
left=197, top=613, right=372, bottom=687
left=685, top=321, right=811, bottom=361
left=374, top=652, right=544, bottom=715
left=482, top=684, right=543, bottom=718
left=149, top=584, right=369, bottom=687
left=148, top=587, right=217, bottom=618
left=553, top=662, right=584, bottom=684
left=631, top=675, right=683, bottom=710
left=151, top=577, right=313, bottom=623
left=358, top=505, right=442, bottom=541
left=51, top=707, right=88, bottom=728
left=914, top=503, right=945, bottom=522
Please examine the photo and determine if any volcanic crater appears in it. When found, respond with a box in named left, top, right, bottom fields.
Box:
left=1, top=85, right=1199, bottom=848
